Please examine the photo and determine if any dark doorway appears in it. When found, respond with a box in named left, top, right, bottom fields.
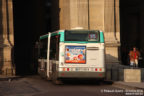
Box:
left=12, top=0, right=60, bottom=75
left=13, top=0, right=48, bottom=75
left=120, top=0, right=144, bottom=67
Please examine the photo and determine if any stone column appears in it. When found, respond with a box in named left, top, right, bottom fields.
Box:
left=89, top=0, right=105, bottom=30
left=1, top=0, right=15, bottom=76
left=0, top=0, right=3, bottom=74
left=59, top=0, right=88, bottom=29
left=59, top=0, right=70, bottom=29
left=104, top=0, right=120, bottom=64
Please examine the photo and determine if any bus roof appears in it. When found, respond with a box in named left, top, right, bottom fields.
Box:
left=39, top=30, right=104, bottom=42
left=40, top=34, right=48, bottom=40
left=39, top=30, right=65, bottom=40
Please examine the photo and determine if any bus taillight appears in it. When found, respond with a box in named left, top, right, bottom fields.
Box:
left=67, top=68, right=70, bottom=71
left=99, top=68, right=102, bottom=71
left=95, top=68, right=97, bottom=71
left=63, top=68, right=65, bottom=71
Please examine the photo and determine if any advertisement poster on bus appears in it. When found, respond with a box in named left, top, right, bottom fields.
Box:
left=65, top=46, right=86, bottom=64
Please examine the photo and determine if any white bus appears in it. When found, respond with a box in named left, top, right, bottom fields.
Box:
left=38, top=30, right=105, bottom=84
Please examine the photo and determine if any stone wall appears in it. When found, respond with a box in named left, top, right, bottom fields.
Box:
left=59, top=0, right=120, bottom=64
left=59, top=0, right=89, bottom=30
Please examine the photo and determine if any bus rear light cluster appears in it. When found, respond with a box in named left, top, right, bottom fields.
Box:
left=62, top=68, right=70, bottom=71
left=95, top=68, right=102, bottom=72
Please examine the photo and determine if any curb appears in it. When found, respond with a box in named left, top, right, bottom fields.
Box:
left=112, top=82, right=144, bottom=90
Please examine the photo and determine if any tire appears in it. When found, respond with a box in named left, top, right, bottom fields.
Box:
left=52, top=71, right=63, bottom=85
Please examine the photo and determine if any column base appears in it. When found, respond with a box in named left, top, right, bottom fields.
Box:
left=105, top=42, right=120, bottom=65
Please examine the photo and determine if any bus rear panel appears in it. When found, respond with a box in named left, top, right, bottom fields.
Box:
left=58, top=30, right=105, bottom=79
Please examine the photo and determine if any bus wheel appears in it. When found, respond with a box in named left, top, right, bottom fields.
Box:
left=52, top=72, right=63, bottom=85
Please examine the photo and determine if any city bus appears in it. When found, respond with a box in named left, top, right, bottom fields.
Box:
left=37, top=29, right=105, bottom=84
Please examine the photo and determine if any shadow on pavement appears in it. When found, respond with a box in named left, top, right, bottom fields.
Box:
left=57, top=79, right=114, bottom=86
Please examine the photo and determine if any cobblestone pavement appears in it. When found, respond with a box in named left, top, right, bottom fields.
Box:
left=0, top=76, right=142, bottom=96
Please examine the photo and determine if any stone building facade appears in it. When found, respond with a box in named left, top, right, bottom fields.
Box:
left=0, top=0, right=121, bottom=76
left=1, top=0, right=129, bottom=76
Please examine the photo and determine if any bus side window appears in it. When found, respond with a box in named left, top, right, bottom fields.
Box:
left=50, top=35, right=60, bottom=60
left=50, top=36, right=56, bottom=60
left=39, top=39, right=48, bottom=59
left=55, top=35, right=60, bottom=60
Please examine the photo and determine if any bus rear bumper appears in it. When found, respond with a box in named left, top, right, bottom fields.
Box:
left=58, top=72, right=105, bottom=79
